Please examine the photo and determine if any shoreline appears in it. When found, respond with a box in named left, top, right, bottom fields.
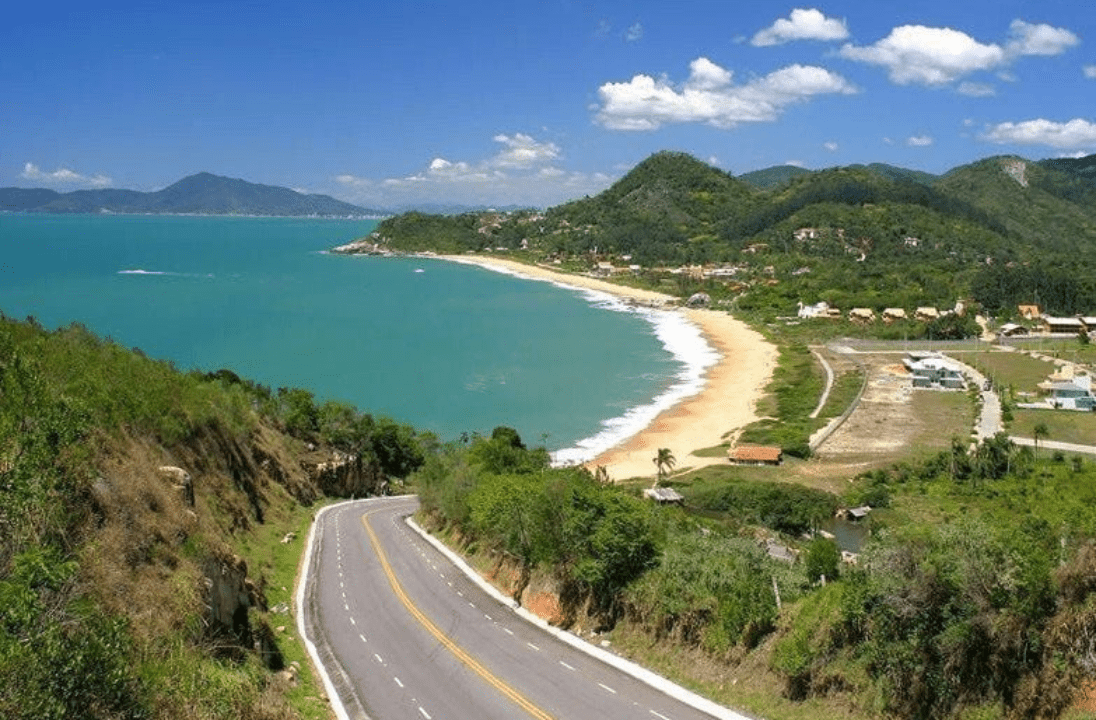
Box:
left=438, top=254, right=779, bottom=481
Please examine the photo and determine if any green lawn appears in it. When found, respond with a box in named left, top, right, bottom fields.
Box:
left=1011, top=408, right=1096, bottom=447
left=952, top=349, right=1055, bottom=393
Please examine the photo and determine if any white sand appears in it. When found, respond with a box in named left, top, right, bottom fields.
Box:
left=438, top=255, right=778, bottom=481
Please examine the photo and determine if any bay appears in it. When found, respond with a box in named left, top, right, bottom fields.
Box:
left=0, top=214, right=696, bottom=458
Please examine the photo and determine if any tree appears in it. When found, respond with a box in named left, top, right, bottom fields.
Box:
left=1033, top=422, right=1049, bottom=460
left=653, top=448, right=676, bottom=486
left=804, top=537, right=841, bottom=583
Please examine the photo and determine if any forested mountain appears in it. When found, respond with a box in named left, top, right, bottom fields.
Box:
left=366, top=151, right=1096, bottom=318
left=0, top=172, right=382, bottom=217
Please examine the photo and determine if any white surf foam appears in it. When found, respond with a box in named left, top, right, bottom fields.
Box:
left=438, top=258, right=720, bottom=467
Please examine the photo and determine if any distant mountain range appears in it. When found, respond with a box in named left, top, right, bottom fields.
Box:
left=0, top=172, right=387, bottom=217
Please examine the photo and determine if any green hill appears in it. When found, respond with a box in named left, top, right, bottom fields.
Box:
left=363, top=151, right=1096, bottom=320
left=0, top=172, right=383, bottom=217
left=737, top=165, right=814, bottom=190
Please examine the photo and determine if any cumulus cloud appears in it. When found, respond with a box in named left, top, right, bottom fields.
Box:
left=907, top=135, right=934, bottom=147
left=824, top=141, right=839, bottom=151
left=982, top=118, right=1096, bottom=150
left=22, top=162, right=112, bottom=188
left=751, top=8, right=849, bottom=46
left=839, top=19, right=1077, bottom=89
left=491, top=133, right=561, bottom=168
left=335, top=134, right=611, bottom=208
left=594, top=57, right=857, bottom=131
left=839, top=25, right=1004, bottom=85
left=1085, top=65, right=1096, bottom=79
left=1005, top=20, right=1078, bottom=57
left=958, top=81, right=996, bottom=97
left=624, top=22, right=643, bottom=42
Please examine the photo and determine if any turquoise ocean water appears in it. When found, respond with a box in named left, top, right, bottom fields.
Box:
left=0, top=214, right=715, bottom=460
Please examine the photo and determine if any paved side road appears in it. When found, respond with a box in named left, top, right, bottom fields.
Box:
left=297, top=496, right=758, bottom=720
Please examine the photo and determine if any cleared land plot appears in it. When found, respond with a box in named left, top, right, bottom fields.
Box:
left=817, top=356, right=972, bottom=460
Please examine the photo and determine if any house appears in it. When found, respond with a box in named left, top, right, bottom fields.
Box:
left=848, top=307, right=876, bottom=323
left=798, top=301, right=833, bottom=319
left=1081, top=317, right=1096, bottom=333
left=643, top=487, right=685, bottom=505
left=915, top=306, right=940, bottom=322
left=998, top=322, right=1028, bottom=337
left=882, top=308, right=908, bottom=323
left=1040, top=375, right=1096, bottom=410
left=1042, top=316, right=1086, bottom=335
left=839, top=505, right=873, bottom=521
left=903, top=353, right=965, bottom=389
left=1018, top=304, right=1041, bottom=320
left=728, top=445, right=783, bottom=466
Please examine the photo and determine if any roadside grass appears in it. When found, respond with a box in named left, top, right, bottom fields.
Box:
left=815, top=364, right=865, bottom=420
left=607, top=620, right=862, bottom=720
left=233, top=489, right=334, bottom=720
left=1011, top=408, right=1096, bottom=447
left=1004, top=338, right=1096, bottom=366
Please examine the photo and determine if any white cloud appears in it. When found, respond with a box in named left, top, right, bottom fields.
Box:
left=491, top=133, right=560, bottom=168
left=594, top=58, right=856, bottom=131
left=334, top=134, right=611, bottom=208
left=22, top=162, right=112, bottom=188
left=907, top=135, right=934, bottom=147
left=1084, top=65, right=1096, bottom=79
left=751, top=8, right=849, bottom=47
left=824, top=141, right=839, bottom=151
left=839, top=19, right=1077, bottom=89
left=839, top=25, right=1004, bottom=85
left=982, top=118, right=1096, bottom=150
left=1005, top=20, right=1078, bottom=57
left=624, top=22, right=643, bottom=42
left=958, top=81, right=996, bottom=97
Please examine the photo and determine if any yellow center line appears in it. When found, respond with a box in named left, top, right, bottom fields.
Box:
left=360, top=510, right=556, bottom=720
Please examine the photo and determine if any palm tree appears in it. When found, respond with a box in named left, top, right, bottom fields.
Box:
left=653, top=448, right=676, bottom=486
left=1033, top=422, right=1049, bottom=460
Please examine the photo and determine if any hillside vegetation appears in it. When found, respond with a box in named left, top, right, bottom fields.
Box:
left=365, top=151, right=1096, bottom=321
left=0, top=315, right=426, bottom=719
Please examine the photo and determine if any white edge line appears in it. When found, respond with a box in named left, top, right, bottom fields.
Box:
left=296, top=499, right=354, bottom=720
left=295, top=495, right=415, bottom=720
left=406, top=514, right=756, bottom=720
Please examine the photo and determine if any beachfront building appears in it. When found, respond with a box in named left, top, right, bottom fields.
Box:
left=882, top=308, right=908, bottom=323
left=904, top=352, right=966, bottom=390
left=797, top=301, right=841, bottom=319
left=643, top=487, right=686, bottom=505
left=915, top=306, right=941, bottom=322
left=848, top=307, right=875, bottom=323
left=1039, top=374, right=1096, bottom=410
left=1018, top=304, right=1041, bottom=320
left=728, top=445, right=783, bottom=466
left=1041, top=316, right=1086, bottom=335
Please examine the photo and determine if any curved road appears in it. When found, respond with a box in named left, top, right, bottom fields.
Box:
left=299, top=496, right=751, bottom=720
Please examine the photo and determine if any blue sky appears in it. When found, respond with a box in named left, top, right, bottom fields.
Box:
left=3, top=0, right=1094, bottom=208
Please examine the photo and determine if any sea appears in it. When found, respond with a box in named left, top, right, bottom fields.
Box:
left=0, top=214, right=717, bottom=463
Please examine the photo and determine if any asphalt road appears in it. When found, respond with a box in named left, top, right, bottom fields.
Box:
left=301, top=496, right=750, bottom=720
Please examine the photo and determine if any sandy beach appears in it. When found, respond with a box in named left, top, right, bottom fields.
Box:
left=440, top=255, right=779, bottom=481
